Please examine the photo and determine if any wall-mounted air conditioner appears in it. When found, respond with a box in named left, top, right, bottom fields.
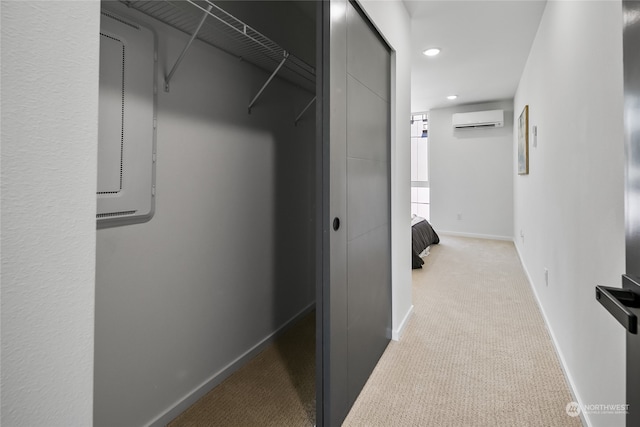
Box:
left=452, top=109, right=504, bottom=129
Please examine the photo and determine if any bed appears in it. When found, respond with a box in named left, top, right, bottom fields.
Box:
left=412, top=215, right=439, bottom=269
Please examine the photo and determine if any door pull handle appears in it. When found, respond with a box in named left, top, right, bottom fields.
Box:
left=596, top=285, right=639, bottom=334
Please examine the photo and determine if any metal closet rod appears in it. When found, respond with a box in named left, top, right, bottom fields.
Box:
left=164, top=4, right=212, bottom=92
left=162, top=0, right=314, bottom=120
left=187, top=0, right=284, bottom=60
left=248, top=52, right=289, bottom=114
left=295, top=96, right=317, bottom=126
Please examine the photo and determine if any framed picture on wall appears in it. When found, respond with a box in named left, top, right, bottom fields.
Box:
left=518, top=105, right=529, bottom=175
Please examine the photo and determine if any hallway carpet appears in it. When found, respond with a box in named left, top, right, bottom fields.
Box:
left=343, top=236, right=582, bottom=426
left=170, top=236, right=580, bottom=426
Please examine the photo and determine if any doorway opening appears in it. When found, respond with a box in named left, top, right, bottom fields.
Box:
left=94, top=1, right=317, bottom=426
left=411, top=112, right=430, bottom=221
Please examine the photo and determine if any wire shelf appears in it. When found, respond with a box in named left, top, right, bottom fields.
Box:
left=123, top=0, right=316, bottom=93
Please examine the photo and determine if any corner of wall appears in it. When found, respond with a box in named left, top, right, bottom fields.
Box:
left=1, top=2, right=100, bottom=426
left=392, top=304, right=414, bottom=341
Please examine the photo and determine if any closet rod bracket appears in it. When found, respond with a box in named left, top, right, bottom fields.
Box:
left=248, top=52, right=289, bottom=114
left=164, top=4, right=213, bottom=92
left=294, top=96, right=316, bottom=126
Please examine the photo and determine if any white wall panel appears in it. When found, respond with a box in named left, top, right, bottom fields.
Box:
left=430, top=99, right=514, bottom=240
left=514, top=2, right=625, bottom=426
left=1, top=2, right=100, bottom=426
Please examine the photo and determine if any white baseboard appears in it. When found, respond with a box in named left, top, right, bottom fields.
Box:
left=392, top=304, right=414, bottom=341
left=514, top=245, right=590, bottom=427
left=146, top=302, right=316, bottom=427
left=438, top=230, right=513, bottom=241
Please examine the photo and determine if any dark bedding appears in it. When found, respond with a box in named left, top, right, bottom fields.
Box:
left=412, top=217, right=439, bottom=269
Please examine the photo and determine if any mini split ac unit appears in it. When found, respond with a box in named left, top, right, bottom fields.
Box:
left=452, top=109, right=504, bottom=129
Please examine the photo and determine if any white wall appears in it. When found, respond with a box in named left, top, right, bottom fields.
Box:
left=94, top=3, right=316, bottom=426
left=360, top=0, right=413, bottom=340
left=429, top=100, right=514, bottom=240
left=0, top=1, right=100, bottom=426
left=514, top=2, right=626, bottom=426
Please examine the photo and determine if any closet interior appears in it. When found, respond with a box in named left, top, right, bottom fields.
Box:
left=94, top=1, right=317, bottom=425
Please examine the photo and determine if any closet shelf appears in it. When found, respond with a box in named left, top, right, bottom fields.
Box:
left=124, top=0, right=316, bottom=99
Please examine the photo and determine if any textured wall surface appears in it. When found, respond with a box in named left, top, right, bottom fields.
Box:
left=1, top=1, right=100, bottom=426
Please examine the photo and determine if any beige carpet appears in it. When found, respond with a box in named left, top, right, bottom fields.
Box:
left=343, top=236, right=582, bottom=427
left=168, top=311, right=315, bottom=427
left=169, top=236, right=580, bottom=426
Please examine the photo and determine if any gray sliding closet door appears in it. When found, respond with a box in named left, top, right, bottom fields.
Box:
left=319, top=1, right=391, bottom=425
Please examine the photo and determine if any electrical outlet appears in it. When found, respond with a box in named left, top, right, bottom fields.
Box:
left=544, top=268, right=549, bottom=286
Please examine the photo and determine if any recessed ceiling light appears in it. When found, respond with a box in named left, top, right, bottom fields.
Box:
left=423, top=48, right=441, bottom=57
left=447, top=95, right=458, bottom=100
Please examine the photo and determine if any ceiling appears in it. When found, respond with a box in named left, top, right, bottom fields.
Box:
left=404, top=0, right=547, bottom=113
